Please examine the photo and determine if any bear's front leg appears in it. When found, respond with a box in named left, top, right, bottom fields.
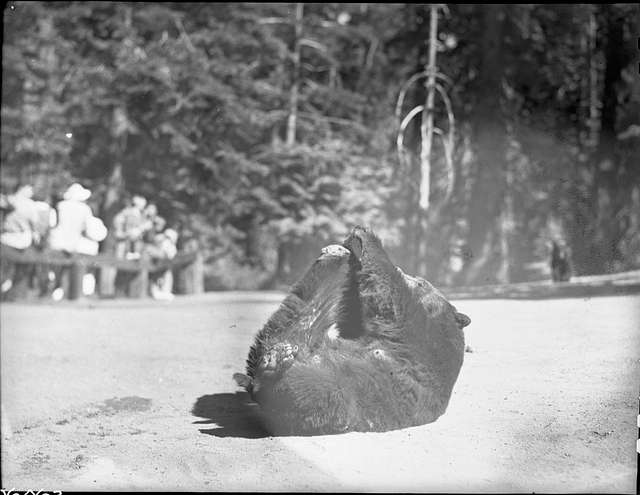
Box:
left=342, top=226, right=412, bottom=325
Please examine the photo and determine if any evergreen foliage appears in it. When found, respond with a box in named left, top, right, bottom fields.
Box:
left=2, top=2, right=638, bottom=288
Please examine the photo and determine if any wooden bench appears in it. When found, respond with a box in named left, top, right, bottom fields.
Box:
left=0, top=245, right=204, bottom=300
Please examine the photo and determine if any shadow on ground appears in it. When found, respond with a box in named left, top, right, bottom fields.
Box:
left=191, top=392, right=334, bottom=438
left=191, top=392, right=271, bottom=438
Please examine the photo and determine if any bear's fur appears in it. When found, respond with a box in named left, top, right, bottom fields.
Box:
left=233, top=226, right=470, bottom=435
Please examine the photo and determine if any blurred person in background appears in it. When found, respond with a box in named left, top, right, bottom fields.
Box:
left=148, top=227, right=179, bottom=301
left=0, top=184, right=39, bottom=296
left=0, top=184, right=38, bottom=250
left=32, top=197, right=58, bottom=249
left=141, top=202, right=166, bottom=245
left=31, top=193, right=58, bottom=297
left=49, top=183, right=106, bottom=255
left=48, top=183, right=108, bottom=300
left=112, top=194, right=147, bottom=260
left=550, top=239, right=572, bottom=283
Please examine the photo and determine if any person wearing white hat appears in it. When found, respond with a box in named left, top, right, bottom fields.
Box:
left=63, top=182, right=92, bottom=202
left=49, top=183, right=106, bottom=255
left=48, top=183, right=108, bottom=300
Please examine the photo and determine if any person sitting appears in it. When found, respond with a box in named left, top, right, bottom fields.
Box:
left=48, top=183, right=107, bottom=255
left=112, top=194, right=147, bottom=260
left=0, top=184, right=39, bottom=297
left=148, top=228, right=178, bottom=301
left=141, top=203, right=165, bottom=243
left=32, top=198, right=58, bottom=250
left=0, top=184, right=38, bottom=250
left=30, top=196, right=58, bottom=297
left=48, top=183, right=108, bottom=300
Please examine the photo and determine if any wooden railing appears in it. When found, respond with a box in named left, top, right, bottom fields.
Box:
left=0, top=245, right=204, bottom=300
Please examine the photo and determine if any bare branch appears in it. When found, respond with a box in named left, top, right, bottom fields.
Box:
left=318, top=19, right=338, bottom=29
left=396, top=72, right=426, bottom=121
left=433, top=82, right=455, bottom=148
left=363, top=36, right=379, bottom=72
left=302, top=63, right=331, bottom=72
left=395, top=70, right=453, bottom=121
left=316, top=19, right=373, bottom=41
left=299, top=38, right=339, bottom=66
left=299, top=38, right=328, bottom=54
left=174, top=16, right=196, bottom=53
left=257, top=17, right=290, bottom=25
left=242, top=60, right=261, bottom=75
left=396, top=105, right=424, bottom=167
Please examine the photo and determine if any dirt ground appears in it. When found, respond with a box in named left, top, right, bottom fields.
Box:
left=1, top=291, right=638, bottom=492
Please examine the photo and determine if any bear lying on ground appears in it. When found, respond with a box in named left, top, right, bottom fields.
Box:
left=233, top=226, right=471, bottom=435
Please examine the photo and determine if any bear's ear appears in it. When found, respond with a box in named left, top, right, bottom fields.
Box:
left=455, top=312, right=471, bottom=329
left=233, top=373, right=252, bottom=389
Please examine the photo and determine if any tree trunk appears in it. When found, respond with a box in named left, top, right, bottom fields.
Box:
left=401, top=5, right=429, bottom=276
left=589, top=5, right=628, bottom=274
left=569, top=6, right=598, bottom=277
left=418, top=4, right=438, bottom=211
left=462, top=4, right=508, bottom=286
left=497, top=163, right=514, bottom=283
left=275, top=241, right=291, bottom=285
left=98, top=107, right=127, bottom=296
left=286, top=3, right=304, bottom=147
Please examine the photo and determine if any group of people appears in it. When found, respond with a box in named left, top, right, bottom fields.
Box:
left=1, top=182, right=112, bottom=254
left=0, top=183, right=101, bottom=253
left=112, top=194, right=179, bottom=300
left=0, top=182, right=179, bottom=301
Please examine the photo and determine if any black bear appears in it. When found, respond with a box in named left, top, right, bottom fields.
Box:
left=550, top=240, right=571, bottom=282
left=233, top=226, right=471, bottom=435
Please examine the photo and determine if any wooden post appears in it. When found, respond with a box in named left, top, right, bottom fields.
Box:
left=175, top=263, right=186, bottom=295
left=8, top=263, right=30, bottom=300
left=128, top=252, right=149, bottom=298
left=190, top=251, right=204, bottom=294
left=99, top=265, right=117, bottom=298
left=176, top=252, right=204, bottom=295
left=68, top=259, right=86, bottom=300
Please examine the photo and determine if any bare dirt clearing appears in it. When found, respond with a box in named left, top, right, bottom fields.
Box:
left=1, top=291, right=638, bottom=492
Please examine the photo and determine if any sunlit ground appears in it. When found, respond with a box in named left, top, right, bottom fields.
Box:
left=1, top=291, right=638, bottom=492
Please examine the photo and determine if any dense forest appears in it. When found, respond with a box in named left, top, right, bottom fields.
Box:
left=2, top=2, right=639, bottom=289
